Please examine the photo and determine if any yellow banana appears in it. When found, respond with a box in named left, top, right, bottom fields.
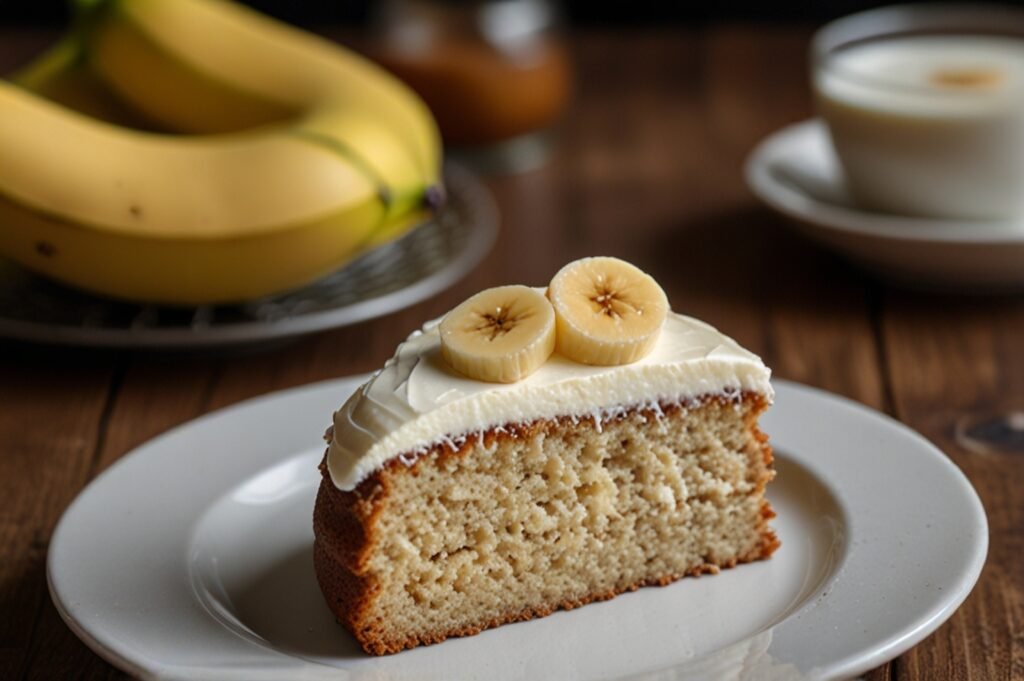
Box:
left=0, top=84, right=406, bottom=303
left=84, top=0, right=440, bottom=190
left=0, top=0, right=443, bottom=304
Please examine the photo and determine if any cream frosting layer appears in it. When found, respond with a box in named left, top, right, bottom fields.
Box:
left=327, top=312, right=772, bottom=491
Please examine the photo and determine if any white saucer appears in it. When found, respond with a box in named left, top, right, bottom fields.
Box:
left=745, top=119, right=1024, bottom=291
left=48, top=377, right=987, bottom=681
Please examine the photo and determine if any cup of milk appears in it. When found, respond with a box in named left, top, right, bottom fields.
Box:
left=813, top=4, right=1024, bottom=220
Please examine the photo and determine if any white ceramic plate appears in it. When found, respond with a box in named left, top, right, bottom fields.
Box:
left=48, top=377, right=987, bottom=681
left=745, top=119, right=1024, bottom=291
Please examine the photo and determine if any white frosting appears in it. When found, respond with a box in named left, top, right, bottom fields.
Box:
left=327, top=312, right=772, bottom=491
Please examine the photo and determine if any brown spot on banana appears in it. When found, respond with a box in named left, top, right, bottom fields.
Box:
left=35, top=241, right=58, bottom=257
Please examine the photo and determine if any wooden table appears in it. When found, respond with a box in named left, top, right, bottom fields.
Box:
left=2, top=26, right=1020, bottom=681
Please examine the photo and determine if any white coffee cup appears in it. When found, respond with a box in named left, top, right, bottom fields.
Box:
left=812, top=4, right=1024, bottom=220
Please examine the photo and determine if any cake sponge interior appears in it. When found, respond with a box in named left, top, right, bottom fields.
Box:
left=314, top=393, right=777, bottom=655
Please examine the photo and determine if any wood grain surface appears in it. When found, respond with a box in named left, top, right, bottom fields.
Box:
left=2, top=26, right=1020, bottom=681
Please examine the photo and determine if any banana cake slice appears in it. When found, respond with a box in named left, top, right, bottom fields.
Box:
left=314, top=257, right=778, bottom=655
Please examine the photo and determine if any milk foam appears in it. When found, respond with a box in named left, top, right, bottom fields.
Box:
left=818, top=35, right=1024, bottom=115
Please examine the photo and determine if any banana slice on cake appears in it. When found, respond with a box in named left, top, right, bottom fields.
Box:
left=547, top=257, right=668, bottom=365
left=439, top=285, right=556, bottom=383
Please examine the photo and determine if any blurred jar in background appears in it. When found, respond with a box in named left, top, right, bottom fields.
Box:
left=371, top=0, right=571, bottom=170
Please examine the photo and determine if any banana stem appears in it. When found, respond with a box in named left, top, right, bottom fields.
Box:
left=9, top=0, right=114, bottom=85
left=8, top=38, right=78, bottom=85
left=71, top=0, right=118, bottom=47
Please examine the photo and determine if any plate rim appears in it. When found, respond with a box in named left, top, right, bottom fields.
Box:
left=763, top=382, right=989, bottom=679
left=46, top=377, right=989, bottom=681
left=744, top=118, right=1024, bottom=245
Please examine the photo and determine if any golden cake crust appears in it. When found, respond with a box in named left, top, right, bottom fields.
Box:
left=314, top=393, right=778, bottom=656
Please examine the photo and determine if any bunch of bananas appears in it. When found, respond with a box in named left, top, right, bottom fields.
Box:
left=0, top=0, right=442, bottom=304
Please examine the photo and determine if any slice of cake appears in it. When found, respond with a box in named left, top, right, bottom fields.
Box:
left=314, top=257, right=778, bottom=656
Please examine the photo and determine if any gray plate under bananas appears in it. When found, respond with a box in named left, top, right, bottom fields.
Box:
left=0, top=165, right=497, bottom=349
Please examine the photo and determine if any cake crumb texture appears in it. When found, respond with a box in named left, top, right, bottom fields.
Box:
left=314, top=393, right=777, bottom=655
